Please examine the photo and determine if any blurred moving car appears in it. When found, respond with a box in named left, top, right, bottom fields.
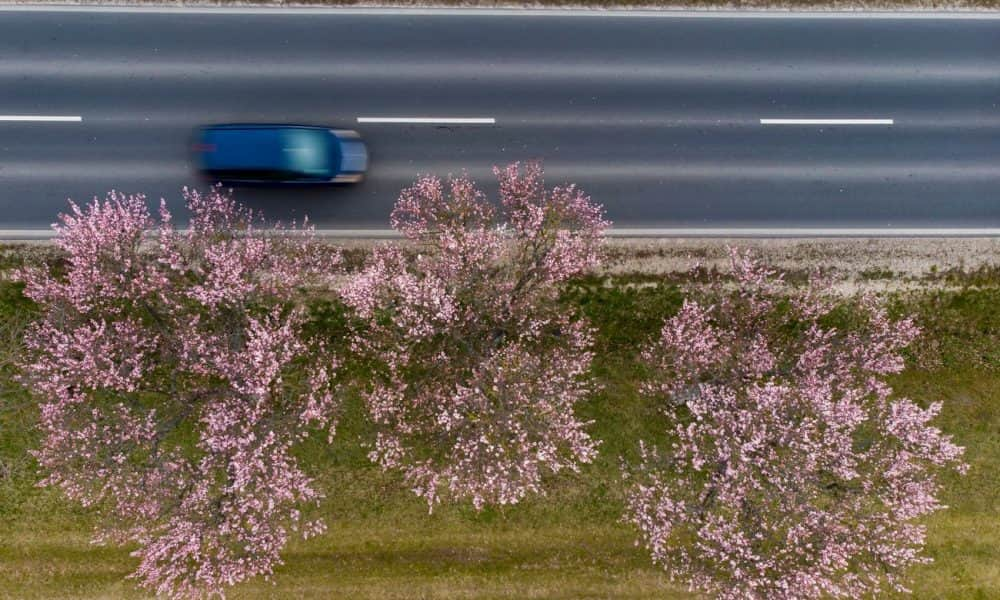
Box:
left=194, top=124, right=368, bottom=185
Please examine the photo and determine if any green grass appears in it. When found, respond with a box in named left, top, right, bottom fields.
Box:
left=1, top=271, right=998, bottom=599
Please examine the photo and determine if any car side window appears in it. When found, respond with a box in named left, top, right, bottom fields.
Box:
left=206, top=169, right=315, bottom=182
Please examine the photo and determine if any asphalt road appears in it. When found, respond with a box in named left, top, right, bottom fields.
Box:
left=1, top=7, right=999, bottom=233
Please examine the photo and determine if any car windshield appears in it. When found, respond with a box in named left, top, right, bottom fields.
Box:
left=280, top=128, right=333, bottom=177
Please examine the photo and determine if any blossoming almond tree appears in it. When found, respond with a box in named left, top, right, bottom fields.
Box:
left=341, top=162, right=609, bottom=511
left=626, top=250, right=966, bottom=599
left=19, top=187, right=339, bottom=598
left=624, top=247, right=967, bottom=599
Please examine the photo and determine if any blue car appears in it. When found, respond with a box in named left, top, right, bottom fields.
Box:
left=194, top=124, right=368, bottom=185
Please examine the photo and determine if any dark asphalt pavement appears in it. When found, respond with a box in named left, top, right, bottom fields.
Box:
left=1, top=8, right=998, bottom=232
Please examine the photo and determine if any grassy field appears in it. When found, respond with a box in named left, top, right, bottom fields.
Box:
left=0, top=249, right=997, bottom=599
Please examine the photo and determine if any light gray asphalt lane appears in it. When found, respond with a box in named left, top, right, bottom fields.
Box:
left=0, top=8, right=998, bottom=231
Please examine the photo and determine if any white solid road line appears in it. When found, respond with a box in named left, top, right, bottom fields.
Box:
left=761, top=118, right=894, bottom=125
left=603, top=228, right=1000, bottom=237
left=357, top=117, right=496, bottom=125
left=307, top=228, right=1000, bottom=238
left=0, top=115, right=82, bottom=122
left=2, top=228, right=1000, bottom=240
left=3, top=6, right=1000, bottom=20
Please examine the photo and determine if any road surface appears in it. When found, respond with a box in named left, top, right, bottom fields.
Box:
left=1, top=7, right=999, bottom=234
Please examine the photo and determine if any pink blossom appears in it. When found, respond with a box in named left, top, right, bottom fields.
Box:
left=342, top=161, right=608, bottom=510
left=19, top=186, right=340, bottom=599
left=625, top=247, right=966, bottom=599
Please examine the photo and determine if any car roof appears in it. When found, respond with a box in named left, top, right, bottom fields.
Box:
left=199, top=125, right=338, bottom=176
